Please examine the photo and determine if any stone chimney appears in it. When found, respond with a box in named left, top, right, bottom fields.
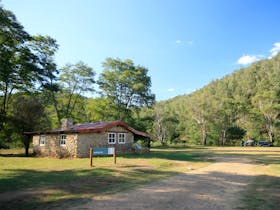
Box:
left=61, top=118, right=73, bottom=130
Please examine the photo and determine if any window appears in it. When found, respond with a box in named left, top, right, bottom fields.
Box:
left=108, top=133, right=116, bottom=144
left=39, top=135, right=45, bottom=146
left=118, top=133, right=126, bottom=144
left=60, top=134, right=67, bottom=146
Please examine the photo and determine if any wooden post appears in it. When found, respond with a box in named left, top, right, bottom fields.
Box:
left=90, top=146, right=93, bottom=167
left=113, top=147, right=116, bottom=164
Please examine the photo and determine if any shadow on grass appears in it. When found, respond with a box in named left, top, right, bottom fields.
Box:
left=0, top=148, right=35, bottom=157
left=0, top=196, right=92, bottom=210
left=254, top=156, right=280, bottom=165
left=203, top=148, right=280, bottom=153
left=120, top=147, right=280, bottom=167
left=0, top=152, right=28, bottom=157
left=83, top=171, right=280, bottom=210
left=1, top=147, right=280, bottom=209
left=0, top=166, right=177, bottom=210
left=152, top=144, right=190, bottom=149
left=0, top=168, right=116, bottom=193
left=0, top=153, right=26, bottom=157
left=120, top=150, right=210, bottom=162
left=238, top=175, right=280, bottom=210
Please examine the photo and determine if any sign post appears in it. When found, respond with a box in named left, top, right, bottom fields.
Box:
left=90, top=147, right=116, bottom=167
left=113, top=148, right=116, bottom=164
left=90, top=146, right=93, bottom=167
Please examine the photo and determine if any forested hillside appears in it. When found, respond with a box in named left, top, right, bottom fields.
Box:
left=151, top=54, right=280, bottom=146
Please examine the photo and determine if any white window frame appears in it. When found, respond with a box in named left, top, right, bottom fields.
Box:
left=108, top=133, right=116, bottom=144
left=60, top=134, right=67, bottom=146
left=118, top=133, right=126, bottom=144
left=39, top=135, right=45, bottom=146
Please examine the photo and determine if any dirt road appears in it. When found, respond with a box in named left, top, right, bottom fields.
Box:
left=73, top=156, right=258, bottom=210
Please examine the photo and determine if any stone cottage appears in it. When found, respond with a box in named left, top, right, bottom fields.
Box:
left=28, top=119, right=150, bottom=158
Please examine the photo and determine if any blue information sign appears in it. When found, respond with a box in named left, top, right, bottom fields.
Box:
left=93, top=148, right=108, bottom=155
left=93, top=147, right=115, bottom=155
left=90, top=147, right=116, bottom=166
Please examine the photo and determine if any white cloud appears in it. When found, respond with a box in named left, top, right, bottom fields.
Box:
left=175, top=40, right=182, bottom=44
left=175, top=40, right=194, bottom=45
left=270, top=42, right=280, bottom=57
left=237, top=55, right=261, bottom=65
left=236, top=42, right=280, bottom=65
left=167, top=88, right=175, bottom=92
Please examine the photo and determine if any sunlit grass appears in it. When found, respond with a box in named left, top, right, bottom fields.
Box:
left=0, top=147, right=211, bottom=209
left=1, top=146, right=280, bottom=209
left=232, top=148, right=280, bottom=210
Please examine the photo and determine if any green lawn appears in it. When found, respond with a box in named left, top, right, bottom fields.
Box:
left=0, top=147, right=279, bottom=210
left=239, top=151, right=280, bottom=210
left=0, top=147, right=210, bottom=209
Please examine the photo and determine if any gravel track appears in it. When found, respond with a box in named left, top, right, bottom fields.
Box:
left=74, top=156, right=257, bottom=210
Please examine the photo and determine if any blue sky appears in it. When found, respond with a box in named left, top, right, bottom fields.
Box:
left=2, top=0, right=280, bottom=101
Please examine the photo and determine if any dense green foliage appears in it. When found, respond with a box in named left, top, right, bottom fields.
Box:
left=98, top=58, right=155, bottom=121
left=0, top=6, right=58, bottom=151
left=151, top=54, right=280, bottom=145
left=0, top=6, right=154, bottom=152
left=1, top=4, right=280, bottom=150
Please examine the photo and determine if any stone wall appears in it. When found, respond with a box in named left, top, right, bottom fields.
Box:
left=33, top=134, right=78, bottom=158
left=77, top=126, right=134, bottom=158
left=32, top=126, right=135, bottom=158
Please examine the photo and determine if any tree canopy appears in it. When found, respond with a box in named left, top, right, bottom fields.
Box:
left=153, top=53, right=280, bottom=146
left=98, top=58, right=155, bottom=121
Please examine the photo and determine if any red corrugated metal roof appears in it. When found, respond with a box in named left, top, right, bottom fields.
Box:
left=25, top=120, right=151, bottom=138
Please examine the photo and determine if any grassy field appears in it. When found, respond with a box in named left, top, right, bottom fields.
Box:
left=0, top=147, right=210, bottom=209
left=0, top=146, right=279, bottom=209
left=237, top=148, right=280, bottom=210
left=195, top=147, right=280, bottom=210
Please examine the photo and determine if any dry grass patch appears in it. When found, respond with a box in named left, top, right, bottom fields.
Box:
left=0, top=147, right=211, bottom=209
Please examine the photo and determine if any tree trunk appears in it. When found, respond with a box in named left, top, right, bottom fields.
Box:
left=268, top=130, right=274, bottom=143
left=202, top=124, right=207, bottom=145
left=160, top=136, right=164, bottom=145
left=25, top=144, right=29, bottom=157
left=222, top=129, right=227, bottom=146
left=23, top=135, right=30, bottom=157
left=147, top=139, right=151, bottom=148
left=0, top=84, right=8, bottom=130
left=51, top=91, right=61, bottom=123
left=266, top=118, right=274, bottom=143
